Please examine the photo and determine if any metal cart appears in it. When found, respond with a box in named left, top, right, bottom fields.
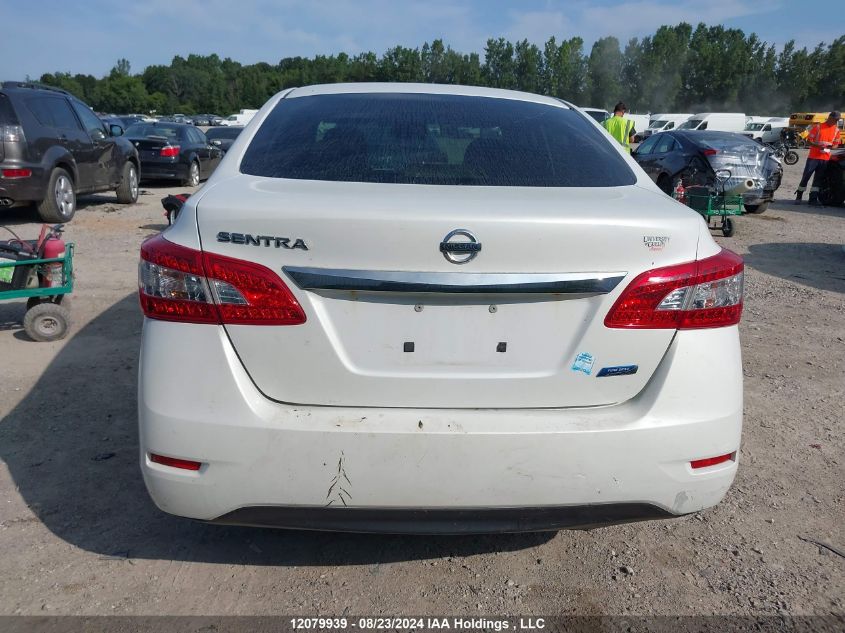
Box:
left=0, top=240, right=74, bottom=342
left=685, top=187, right=743, bottom=237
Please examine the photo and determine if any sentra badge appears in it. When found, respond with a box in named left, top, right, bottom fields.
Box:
left=217, top=232, right=308, bottom=250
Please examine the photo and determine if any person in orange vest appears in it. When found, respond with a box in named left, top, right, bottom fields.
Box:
left=796, top=111, right=842, bottom=205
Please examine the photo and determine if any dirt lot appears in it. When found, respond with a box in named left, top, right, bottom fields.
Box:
left=0, top=156, right=843, bottom=618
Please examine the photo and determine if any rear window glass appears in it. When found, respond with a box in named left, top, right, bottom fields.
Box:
left=125, top=124, right=183, bottom=142
left=240, top=93, right=636, bottom=187
left=0, top=93, right=18, bottom=125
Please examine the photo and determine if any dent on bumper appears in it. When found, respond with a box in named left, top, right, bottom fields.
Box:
left=139, top=321, right=743, bottom=527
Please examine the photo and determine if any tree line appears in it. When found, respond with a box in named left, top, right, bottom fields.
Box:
left=36, top=23, right=844, bottom=116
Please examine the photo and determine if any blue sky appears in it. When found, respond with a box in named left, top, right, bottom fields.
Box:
left=1, top=0, right=840, bottom=79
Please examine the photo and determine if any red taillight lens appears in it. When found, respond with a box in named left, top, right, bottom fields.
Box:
left=604, top=249, right=743, bottom=330
left=138, top=234, right=306, bottom=325
left=150, top=453, right=202, bottom=471
left=203, top=251, right=307, bottom=325
left=160, top=145, right=180, bottom=157
left=691, top=452, right=735, bottom=469
left=2, top=168, right=32, bottom=178
left=702, top=148, right=718, bottom=156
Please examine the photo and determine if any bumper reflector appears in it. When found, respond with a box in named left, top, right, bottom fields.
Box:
left=690, top=452, right=735, bottom=469
left=150, top=453, right=202, bottom=471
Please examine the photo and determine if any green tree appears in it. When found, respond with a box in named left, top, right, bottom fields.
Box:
left=483, top=38, right=516, bottom=89
left=514, top=39, right=542, bottom=93
left=588, top=37, right=623, bottom=108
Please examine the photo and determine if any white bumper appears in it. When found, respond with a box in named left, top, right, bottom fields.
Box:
left=138, top=321, right=742, bottom=531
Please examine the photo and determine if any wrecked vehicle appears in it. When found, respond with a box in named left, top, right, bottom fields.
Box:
left=633, top=130, right=783, bottom=213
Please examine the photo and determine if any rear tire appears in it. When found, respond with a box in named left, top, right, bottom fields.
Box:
left=23, top=301, right=71, bottom=342
left=37, top=168, right=76, bottom=223
left=183, top=160, right=200, bottom=187
left=116, top=162, right=139, bottom=204
left=657, top=174, right=672, bottom=195
left=744, top=202, right=768, bottom=214
left=784, top=151, right=799, bottom=166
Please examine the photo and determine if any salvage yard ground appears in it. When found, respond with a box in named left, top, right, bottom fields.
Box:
left=0, top=156, right=843, bottom=616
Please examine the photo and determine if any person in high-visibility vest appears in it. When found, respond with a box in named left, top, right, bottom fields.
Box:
left=796, top=111, right=842, bottom=205
left=601, top=102, right=636, bottom=152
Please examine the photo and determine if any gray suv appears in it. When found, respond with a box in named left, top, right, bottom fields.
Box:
left=0, top=82, right=140, bottom=222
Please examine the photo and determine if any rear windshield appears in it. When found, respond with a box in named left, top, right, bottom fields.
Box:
left=240, top=93, right=636, bottom=187
left=125, top=123, right=183, bottom=141
left=0, top=93, right=18, bottom=125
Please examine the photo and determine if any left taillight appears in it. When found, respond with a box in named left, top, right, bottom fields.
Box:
left=604, top=249, right=744, bottom=330
left=138, top=234, right=306, bottom=325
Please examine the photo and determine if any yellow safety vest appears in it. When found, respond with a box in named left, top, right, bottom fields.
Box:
left=602, top=115, right=633, bottom=152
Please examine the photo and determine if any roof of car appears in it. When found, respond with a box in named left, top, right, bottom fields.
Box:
left=285, top=83, right=572, bottom=108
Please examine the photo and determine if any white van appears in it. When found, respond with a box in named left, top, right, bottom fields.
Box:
left=743, top=117, right=789, bottom=144
left=624, top=113, right=650, bottom=139
left=220, top=109, right=259, bottom=127
left=677, top=113, right=747, bottom=133
left=641, top=114, right=692, bottom=139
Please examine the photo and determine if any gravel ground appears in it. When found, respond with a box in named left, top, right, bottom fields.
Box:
left=0, top=155, right=843, bottom=617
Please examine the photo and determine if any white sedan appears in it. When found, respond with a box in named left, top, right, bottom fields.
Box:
left=138, top=83, right=743, bottom=533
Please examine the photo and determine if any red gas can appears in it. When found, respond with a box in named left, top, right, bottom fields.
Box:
left=41, top=236, right=66, bottom=288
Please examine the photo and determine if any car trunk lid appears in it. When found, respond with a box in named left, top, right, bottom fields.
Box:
left=196, top=176, right=702, bottom=408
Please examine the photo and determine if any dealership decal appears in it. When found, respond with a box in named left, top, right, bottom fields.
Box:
left=596, top=365, right=639, bottom=378
left=571, top=352, right=595, bottom=375
left=643, top=235, right=670, bottom=251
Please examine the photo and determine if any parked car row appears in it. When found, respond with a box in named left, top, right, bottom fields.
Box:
left=0, top=82, right=246, bottom=223
left=0, top=81, right=140, bottom=222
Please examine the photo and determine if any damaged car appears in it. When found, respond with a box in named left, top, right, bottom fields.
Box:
left=633, top=130, right=783, bottom=213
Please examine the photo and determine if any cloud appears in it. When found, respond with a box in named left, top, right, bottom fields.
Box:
left=505, top=10, right=571, bottom=43
left=503, top=0, right=784, bottom=47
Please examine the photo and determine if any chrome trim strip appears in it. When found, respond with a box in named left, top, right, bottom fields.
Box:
left=283, top=266, right=626, bottom=295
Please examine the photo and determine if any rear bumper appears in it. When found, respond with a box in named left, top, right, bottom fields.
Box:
left=139, top=322, right=743, bottom=532
left=211, top=504, right=673, bottom=534
left=139, top=159, right=188, bottom=181
left=0, top=164, right=48, bottom=203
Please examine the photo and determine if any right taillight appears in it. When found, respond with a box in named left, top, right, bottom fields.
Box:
left=604, top=249, right=743, bottom=330
left=139, top=234, right=306, bottom=325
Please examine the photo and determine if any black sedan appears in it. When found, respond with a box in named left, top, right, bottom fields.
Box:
left=124, top=122, right=223, bottom=186
left=633, top=130, right=783, bottom=213
left=205, top=126, right=244, bottom=153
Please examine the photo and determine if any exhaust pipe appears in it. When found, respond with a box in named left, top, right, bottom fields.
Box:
left=0, top=198, right=14, bottom=207
left=724, top=179, right=756, bottom=195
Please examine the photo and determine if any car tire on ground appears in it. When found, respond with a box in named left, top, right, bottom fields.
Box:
left=116, top=161, right=139, bottom=204
left=744, top=202, right=769, bottom=214
left=23, top=301, right=71, bottom=342
left=184, top=160, right=200, bottom=187
left=657, top=174, right=672, bottom=195
left=37, top=168, right=76, bottom=223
